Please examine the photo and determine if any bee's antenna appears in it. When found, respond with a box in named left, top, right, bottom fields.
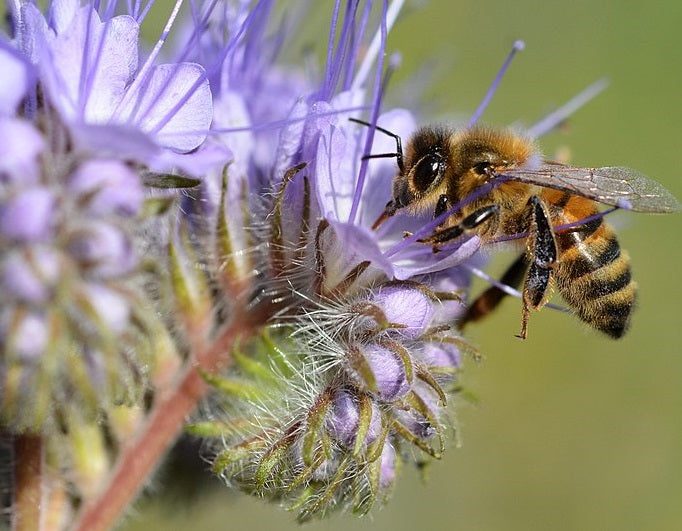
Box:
left=468, top=40, right=525, bottom=128
left=349, top=117, right=404, bottom=172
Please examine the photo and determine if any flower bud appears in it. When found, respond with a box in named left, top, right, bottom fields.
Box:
left=2, top=247, right=60, bottom=303
left=325, top=388, right=382, bottom=447
left=350, top=343, right=411, bottom=401
left=0, top=187, right=54, bottom=242
left=369, top=285, right=434, bottom=338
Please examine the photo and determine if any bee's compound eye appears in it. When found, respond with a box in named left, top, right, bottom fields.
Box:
left=473, top=162, right=491, bottom=176
left=412, top=154, right=443, bottom=193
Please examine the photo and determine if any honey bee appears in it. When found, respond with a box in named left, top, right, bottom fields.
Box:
left=353, top=120, right=680, bottom=339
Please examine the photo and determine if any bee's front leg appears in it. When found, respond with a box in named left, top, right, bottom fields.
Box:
left=518, top=196, right=558, bottom=339
left=434, top=194, right=450, bottom=218
left=419, top=204, right=500, bottom=247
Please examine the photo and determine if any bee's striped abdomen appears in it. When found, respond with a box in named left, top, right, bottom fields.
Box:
left=550, top=194, right=637, bottom=338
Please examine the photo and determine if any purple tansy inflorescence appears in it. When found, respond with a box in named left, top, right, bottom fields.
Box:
left=173, top=0, right=476, bottom=519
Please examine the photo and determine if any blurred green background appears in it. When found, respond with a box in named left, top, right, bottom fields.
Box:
left=124, top=1, right=682, bottom=530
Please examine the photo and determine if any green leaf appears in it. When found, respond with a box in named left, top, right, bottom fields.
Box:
left=142, top=172, right=201, bottom=189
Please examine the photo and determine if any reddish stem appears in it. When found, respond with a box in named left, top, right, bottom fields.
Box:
left=72, top=316, right=256, bottom=531
left=13, top=435, right=44, bottom=531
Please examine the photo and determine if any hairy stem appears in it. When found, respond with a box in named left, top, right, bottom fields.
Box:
left=72, top=315, right=259, bottom=531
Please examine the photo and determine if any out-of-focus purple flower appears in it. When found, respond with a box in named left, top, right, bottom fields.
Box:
left=0, top=1, right=213, bottom=433
left=0, top=187, right=54, bottom=242
left=2, top=247, right=60, bottom=303
left=68, top=160, right=144, bottom=217
left=0, top=118, right=44, bottom=183
left=0, top=44, right=32, bottom=115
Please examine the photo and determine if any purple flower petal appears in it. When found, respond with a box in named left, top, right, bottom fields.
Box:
left=118, top=63, right=212, bottom=152
left=394, top=383, right=441, bottom=441
left=49, top=0, right=79, bottom=33
left=391, top=236, right=482, bottom=280
left=354, top=109, right=416, bottom=228
left=326, top=220, right=395, bottom=278
left=419, top=342, right=461, bottom=370
left=153, top=141, right=233, bottom=178
left=379, top=441, right=397, bottom=488
left=42, top=7, right=139, bottom=123
left=211, top=91, right=254, bottom=177
left=70, top=123, right=160, bottom=162
left=315, top=106, right=415, bottom=226
left=80, top=283, right=130, bottom=333
left=18, top=4, right=50, bottom=65
left=21, top=4, right=211, bottom=153
left=313, top=91, right=366, bottom=222
left=10, top=312, right=48, bottom=361
left=0, top=187, right=54, bottom=242
left=272, top=99, right=309, bottom=180
left=428, top=267, right=474, bottom=322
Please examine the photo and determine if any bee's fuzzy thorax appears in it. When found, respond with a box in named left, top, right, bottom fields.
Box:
left=450, top=126, right=537, bottom=170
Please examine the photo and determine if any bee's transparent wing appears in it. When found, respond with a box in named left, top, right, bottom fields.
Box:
left=499, top=164, right=680, bottom=213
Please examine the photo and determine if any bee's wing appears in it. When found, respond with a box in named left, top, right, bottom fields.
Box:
left=499, top=164, right=680, bottom=213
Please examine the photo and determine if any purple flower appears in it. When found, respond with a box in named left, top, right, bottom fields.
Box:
left=0, top=44, right=33, bottom=115
left=0, top=1, right=215, bottom=433
left=188, top=0, right=474, bottom=519
left=19, top=2, right=213, bottom=154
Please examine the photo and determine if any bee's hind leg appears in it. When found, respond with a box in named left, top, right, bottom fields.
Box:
left=517, top=196, right=558, bottom=339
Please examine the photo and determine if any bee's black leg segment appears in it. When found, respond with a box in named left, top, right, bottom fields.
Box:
left=420, top=204, right=500, bottom=245
left=434, top=195, right=449, bottom=218
left=460, top=253, right=529, bottom=329
left=518, top=196, right=557, bottom=339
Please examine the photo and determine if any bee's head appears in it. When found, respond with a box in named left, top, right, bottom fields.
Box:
left=390, top=126, right=452, bottom=214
